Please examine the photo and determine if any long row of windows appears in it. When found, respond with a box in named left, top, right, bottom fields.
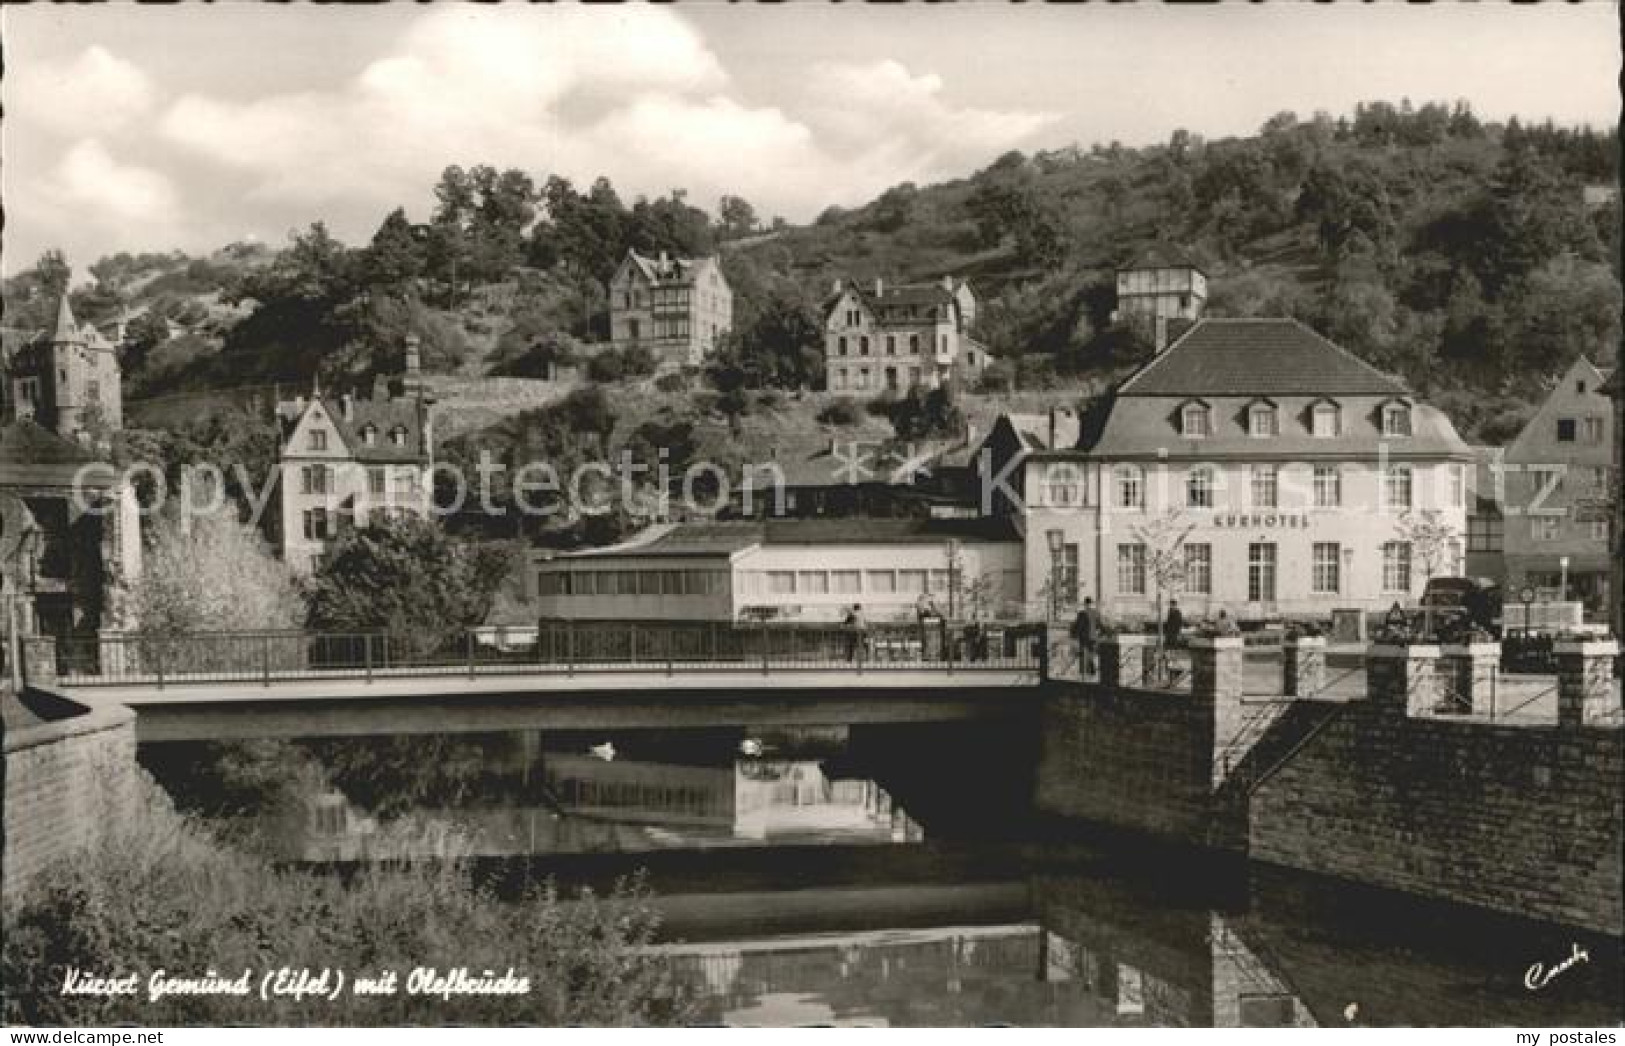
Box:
left=537, top=567, right=1022, bottom=601
left=832, top=333, right=952, bottom=358
left=300, top=506, right=411, bottom=541
left=537, top=569, right=731, bottom=598
left=1111, top=540, right=1434, bottom=598
left=299, top=464, right=422, bottom=497
left=1178, top=400, right=1412, bottom=439
left=1101, top=464, right=1461, bottom=511
left=830, top=366, right=924, bottom=392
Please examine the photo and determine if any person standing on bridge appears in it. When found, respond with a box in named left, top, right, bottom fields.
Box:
left=844, top=604, right=869, bottom=663
left=1071, top=598, right=1101, bottom=679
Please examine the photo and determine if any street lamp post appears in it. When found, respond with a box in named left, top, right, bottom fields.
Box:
left=1047, top=529, right=1064, bottom=622
left=1559, top=555, right=1570, bottom=604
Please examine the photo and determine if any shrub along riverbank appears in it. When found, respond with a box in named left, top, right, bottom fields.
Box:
left=1, top=770, right=693, bottom=1026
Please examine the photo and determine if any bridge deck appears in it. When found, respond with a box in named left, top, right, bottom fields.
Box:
left=51, top=663, right=1041, bottom=708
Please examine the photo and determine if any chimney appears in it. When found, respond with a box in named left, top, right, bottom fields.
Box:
left=341, top=393, right=354, bottom=422
left=965, top=422, right=978, bottom=447
left=874, top=277, right=884, bottom=297
left=404, top=333, right=422, bottom=378
left=1049, top=406, right=1080, bottom=450
left=941, top=275, right=955, bottom=292
left=832, top=278, right=843, bottom=296
left=294, top=395, right=307, bottom=416
left=659, top=250, right=670, bottom=271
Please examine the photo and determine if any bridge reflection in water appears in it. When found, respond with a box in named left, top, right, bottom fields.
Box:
left=137, top=724, right=1622, bottom=1027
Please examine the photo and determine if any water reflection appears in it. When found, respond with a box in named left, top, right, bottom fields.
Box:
left=141, top=726, right=924, bottom=861
left=137, top=726, right=1621, bottom=1027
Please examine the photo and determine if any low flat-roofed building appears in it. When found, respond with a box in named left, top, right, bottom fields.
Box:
left=529, top=517, right=1025, bottom=624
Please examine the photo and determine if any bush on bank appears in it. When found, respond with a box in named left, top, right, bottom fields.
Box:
left=1, top=772, right=692, bottom=1026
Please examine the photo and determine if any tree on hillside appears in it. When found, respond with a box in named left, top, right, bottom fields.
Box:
left=885, top=385, right=964, bottom=441
left=429, top=164, right=540, bottom=297
left=718, top=195, right=758, bottom=238
left=1297, top=160, right=1397, bottom=258
left=307, top=515, right=510, bottom=659
left=363, top=207, right=428, bottom=290
left=1, top=250, right=73, bottom=329
left=721, top=285, right=824, bottom=390
left=965, top=178, right=1066, bottom=267
left=132, top=504, right=305, bottom=636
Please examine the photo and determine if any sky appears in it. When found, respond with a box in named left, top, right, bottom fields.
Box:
left=2, top=2, right=1619, bottom=277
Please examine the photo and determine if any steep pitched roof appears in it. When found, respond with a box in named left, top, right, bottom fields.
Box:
left=0, top=420, right=100, bottom=467
left=624, top=249, right=711, bottom=287
left=1118, top=318, right=1411, bottom=397
left=50, top=296, right=81, bottom=344
left=278, top=395, right=428, bottom=464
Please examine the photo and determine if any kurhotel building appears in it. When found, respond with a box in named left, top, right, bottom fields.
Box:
left=992, top=318, right=1474, bottom=623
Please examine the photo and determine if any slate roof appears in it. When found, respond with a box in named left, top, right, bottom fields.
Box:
left=768, top=439, right=958, bottom=488
left=278, top=396, right=428, bottom=464
left=1119, top=318, right=1411, bottom=397
left=551, top=516, right=1020, bottom=561
left=625, top=249, right=711, bottom=287
left=0, top=420, right=101, bottom=467
left=825, top=278, right=966, bottom=324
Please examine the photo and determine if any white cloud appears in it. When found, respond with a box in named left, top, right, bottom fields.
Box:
left=12, top=45, right=156, bottom=137
left=55, top=139, right=179, bottom=224
left=154, top=7, right=1051, bottom=228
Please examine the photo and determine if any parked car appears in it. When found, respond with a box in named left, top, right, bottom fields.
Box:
left=1418, top=576, right=1502, bottom=641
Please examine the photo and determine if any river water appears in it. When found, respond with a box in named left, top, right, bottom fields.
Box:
left=139, top=724, right=1622, bottom=1027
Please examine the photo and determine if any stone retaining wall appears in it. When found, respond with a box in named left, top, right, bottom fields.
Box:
left=3, top=696, right=139, bottom=902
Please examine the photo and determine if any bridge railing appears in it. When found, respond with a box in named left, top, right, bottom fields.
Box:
left=44, top=621, right=1043, bottom=687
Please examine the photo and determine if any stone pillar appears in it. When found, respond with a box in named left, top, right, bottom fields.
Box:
left=1192, top=637, right=1246, bottom=791
left=1441, top=641, right=1501, bottom=716
left=20, top=635, right=58, bottom=686
left=1282, top=636, right=1326, bottom=699
left=1555, top=638, right=1621, bottom=728
left=1366, top=644, right=1442, bottom=717
left=1190, top=636, right=1245, bottom=704
left=1099, top=634, right=1154, bottom=689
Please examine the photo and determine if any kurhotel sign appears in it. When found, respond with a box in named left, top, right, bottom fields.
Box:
left=1206, top=512, right=1312, bottom=530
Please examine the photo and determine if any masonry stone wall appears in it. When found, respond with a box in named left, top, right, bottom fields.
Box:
left=1036, top=683, right=1216, bottom=842
left=1249, top=706, right=1623, bottom=936
left=2, top=698, right=139, bottom=902
left=1036, top=638, right=1624, bottom=935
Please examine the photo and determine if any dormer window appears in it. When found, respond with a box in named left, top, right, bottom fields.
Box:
left=308, top=429, right=327, bottom=452
left=1310, top=400, right=1341, bottom=438
left=1180, top=401, right=1210, bottom=438
left=390, top=426, right=408, bottom=448
left=362, top=424, right=378, bottom=447
left=1381, top=402, right=1412, bottom=437
left=1248, top=401, right=1278, bottom=438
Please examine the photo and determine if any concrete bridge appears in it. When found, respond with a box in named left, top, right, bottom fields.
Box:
left=21, top=627, right=1045, bottom=742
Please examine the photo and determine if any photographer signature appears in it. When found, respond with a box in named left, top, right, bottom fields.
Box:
left=1525, top=943, right=1589, bottom=990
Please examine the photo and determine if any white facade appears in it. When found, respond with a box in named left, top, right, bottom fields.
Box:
left=1017, top=456, right=1469, bottom=624
left=276, top=397, right=433, bottom=575
left=607, top=250, right=733, bottom=367
left=529, top=523, right=1025, bottom=623
left=824, top=278, right=986, bottom=395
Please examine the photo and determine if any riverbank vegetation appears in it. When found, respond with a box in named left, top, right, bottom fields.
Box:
left=1, top=770, right=692, bottom=1026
